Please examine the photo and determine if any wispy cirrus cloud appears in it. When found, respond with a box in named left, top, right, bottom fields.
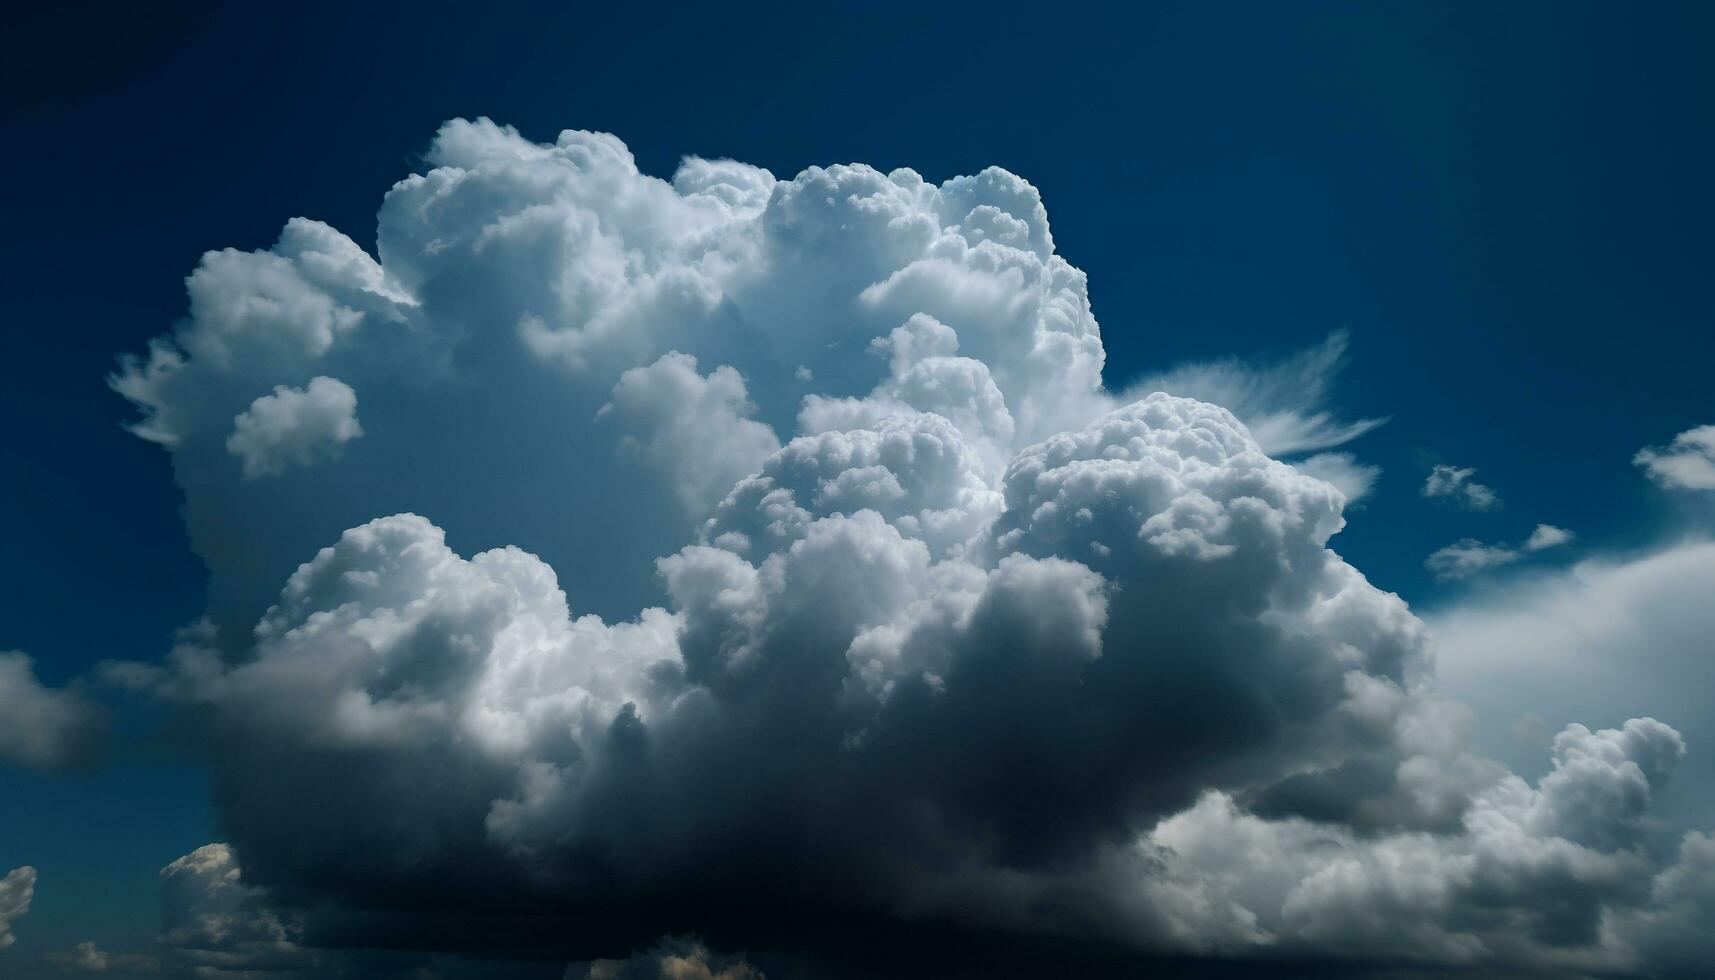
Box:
left=1426, top=523, right=1575, bottom=580
left=1121, top=329, right=1388, bottom=457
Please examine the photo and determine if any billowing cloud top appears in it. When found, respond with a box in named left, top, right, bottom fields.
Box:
left=95, top=119, right=1712, bottom=977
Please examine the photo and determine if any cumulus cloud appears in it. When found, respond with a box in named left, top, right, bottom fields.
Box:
left=1635, top=425, right=1715, bottom=490
left=226, top=375, right=363, bottom=479
left=1421, top=463, right=1500, bottom=510
left=99, top=119, right=1714, bottom=978
left=1149, top=717, right=1688, bottom=970
left=111, top=409, right=1456, bottom=971
left=0, top=652, right=104, bottom=770
left=158, top=844, right=312, bottom=976
left=1426, top=524, right=1574, bottom=581
left=0, top=866, right=35, bottom=950
left=107, top=119, right=1106, bottom=634
left=600, top=353, right=780, bottom=516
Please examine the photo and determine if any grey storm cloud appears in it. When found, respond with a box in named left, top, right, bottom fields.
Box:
left=86, top=119, right=1714, bottom=977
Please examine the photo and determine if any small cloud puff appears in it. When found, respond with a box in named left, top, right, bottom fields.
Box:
left=1524, top=523, right=1575, bottom=551
left=1422, top=463, right=1501, bottom=510
left=1426, top=524, right=1573, bottom=581
left=1635, top=424, right=1715, bottom=490
left=1426, top=538, right=1522, bottom=579
left=226, top=376, right=362, bottom=479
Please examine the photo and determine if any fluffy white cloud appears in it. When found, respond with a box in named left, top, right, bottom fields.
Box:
left=1422, top=463, right=1500, bottom=510
left=226, top=376, right=363, bottom=479
left=702, top=412, right=1002, bottom=563
left=1525, top=523, right=1575, bottom=551
left=108, top=118, right=1108, bottom=637
left=1426, top=539, right=1520, bottom=579
left=0, top=652, right=104, bottom=770
left=0, top=866, right=35, bottom=950
left=1635, top=425, right=1715, bottom=490
left=600, top=353, right=780, bottom=516
left=100, top=120, right=1713, bottom=978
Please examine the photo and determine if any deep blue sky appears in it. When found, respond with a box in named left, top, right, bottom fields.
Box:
left=2, top=0, right=1711, bottom=958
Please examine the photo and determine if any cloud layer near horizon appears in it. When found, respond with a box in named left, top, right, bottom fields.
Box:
left=63, top=119, right=1711, bottom=977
